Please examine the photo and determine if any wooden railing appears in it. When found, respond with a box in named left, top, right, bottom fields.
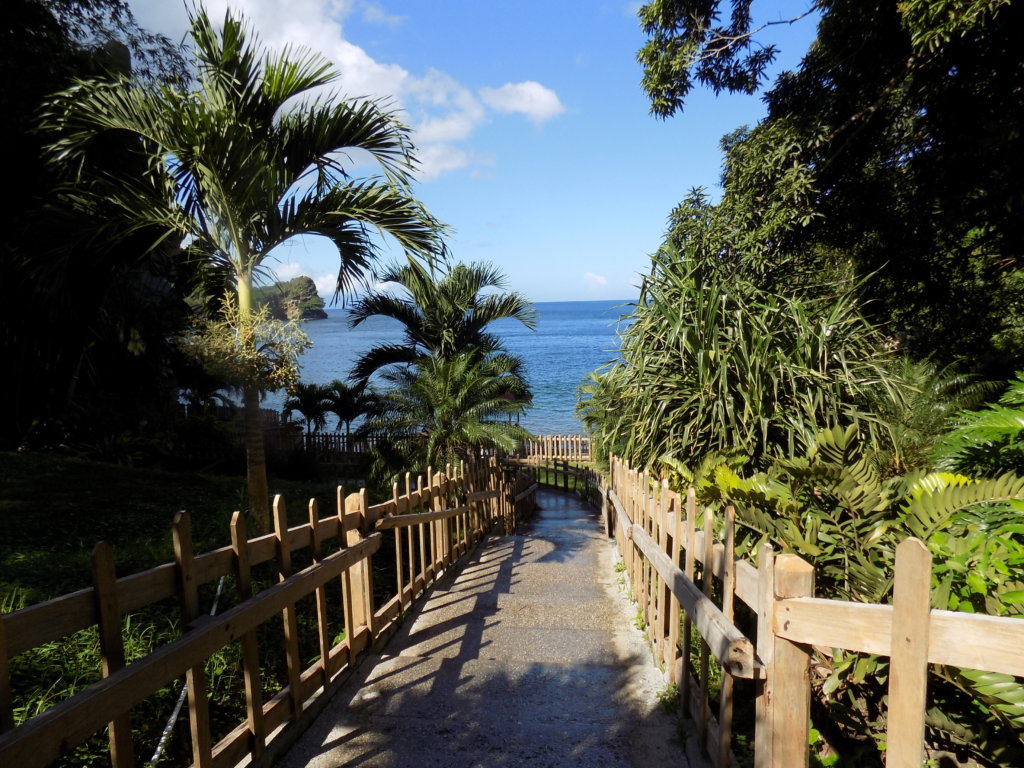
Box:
left=600, top=455, right=1024, bottom=768
left=518, top=434, right=591, bottom=462
left=0, top=457, right=537, bottom=768
left=301, top=432, right=384, bottom=459
left=274, top=431, right=592, bottom=465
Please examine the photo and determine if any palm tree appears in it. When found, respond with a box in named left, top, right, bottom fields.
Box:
left=324, top=379, right=371, bottom=439
left=362, top=352, right=532, bottom=475
left=348, top=260, right=536, bottom=381
left=283, top=382, right=332, bottom=434
left=45, top=9, right=445, bottom=531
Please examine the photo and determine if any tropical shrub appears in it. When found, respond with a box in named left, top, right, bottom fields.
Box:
left=348, top=260, right=536, bottom=381
left=282, top=382, right=332, bottom=434
left=361, top=353, right=531, bottom=477
left=695, top=426, right=1024, bottom=765
left=582, top=240, right=903, bottom=471
left=325, top=379, right=372, bottom=437
left=860, top=358, right=995, bottom=475
left=933, top=373, right=1024, bottom=477
left=351, top=260, right=535, bottom=477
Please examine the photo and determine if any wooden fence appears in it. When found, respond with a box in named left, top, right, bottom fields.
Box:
left=601, top=455, right=1024, bottom=768
left=517, top=434, right=591, bottom=462
left=301, top=432, right=384, bottom=458
left=0, top=458, right=537, bottom=768
left=294, top=433, right=591, bottom=465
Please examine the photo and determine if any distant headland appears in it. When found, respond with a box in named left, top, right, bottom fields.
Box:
left=253, top=275, right=328, bottom=321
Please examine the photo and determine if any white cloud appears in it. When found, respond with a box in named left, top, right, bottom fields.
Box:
left=479, top=81, right=566, bottom=124
left=408, top=70, right=486, bottom=143
left=271, top=262, right=303, bottom=281
left=416, top=144, right=472, bottom=182
left=129, top=0, right=564, bottom=181
left=314, top=272, right=339, bottom=297
left=584, top=272, right=609, bottom=289
left=361, top=2, right=404, bottom=27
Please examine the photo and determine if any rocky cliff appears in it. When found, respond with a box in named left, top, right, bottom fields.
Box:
left=253, top=276, right=328, bottom=321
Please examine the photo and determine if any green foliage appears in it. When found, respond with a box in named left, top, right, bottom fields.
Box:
left=581, top=237, right=901, bottom=471
left=636, top=0, right=796, bottom=118
left=861, top=359, right=996, bottom=474
left=42, top=7, right=446, bottom=521
left=702, top=426, right=1024, bottom=763
left=252, top=276, right=327, bottom=321
left=282, top=382, right=332, bottom=434
left=178, top=298, right=310, bottom=394
left=350, top=260, right=534, bottom=477
left=1, top=1, right=195, bottom=451
left=349, top=260, right=537, bottom=381
left=933, top=374, right=1024, bottom=477
left=636, top=0, right=1024, bottom=377
left=324, top=379, right=372, bottom=436
left=362, top=353, right=532, bottom=477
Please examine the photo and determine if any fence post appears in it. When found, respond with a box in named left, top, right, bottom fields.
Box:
left=754, top=544, right=775, bottom=768
left=769, top=554, right=815, bottom=768
left=172, top=512, right=213, bottom=767
left=717, top=506, right=737, bottom=768
left=91, top=542, right=134, bottom=768
left=667, top=487, right=682, bottom=685
left=230, top=512, right=266, bottom=758
left=309, top=499, right=332, bottom=689
left=698, top=504, right=715, bottom=754
left=0, top=616, right=11, bottom=734
left=336, top=486, right=356, bottom=663
left=887, top=538, right=932, bottom=768
left=680, top=488, right=697, bottom=717
left=346, top=489, right=374, bottom=651
left=273, top=496, right=303, bottom=722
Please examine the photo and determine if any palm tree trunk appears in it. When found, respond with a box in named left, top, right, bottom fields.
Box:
left=243, top=383, right=270, bottom=533
left=237, top=272, right=271, bottom=533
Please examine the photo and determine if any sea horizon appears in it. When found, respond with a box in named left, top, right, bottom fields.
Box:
left=264, top=298, right=631, bottom=436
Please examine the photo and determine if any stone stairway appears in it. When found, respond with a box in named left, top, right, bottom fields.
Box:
left=277, top=489, right=689, bottom=768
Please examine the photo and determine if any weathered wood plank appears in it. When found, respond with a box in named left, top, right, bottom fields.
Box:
left=172, top=512, right=213, bottom=767
left=717, top=506, right=736, bottom=768
left=374, top=504, right=470, bottom=529
left=90, top=543, right=133, bottom=768
left=230, top=513, right=265, bottom=760
left=774, top=598, right=1024, bottom=677
left=753, top=544, right=775, bottom=768
left=887, top=538, right=932, bottom=768
left=0, top=536, right=380, bottom=767
left=274, top=497, right=304, bottom=723
left=621, top=515, right=758, bottom=679
left=769, top=554, right=814, bottom=768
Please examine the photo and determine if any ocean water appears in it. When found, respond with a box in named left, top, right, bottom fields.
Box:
left=263, top=299, right=629, bottom=435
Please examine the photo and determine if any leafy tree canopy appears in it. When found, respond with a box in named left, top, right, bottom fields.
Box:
left=637, top=0, right=1024, bottom=375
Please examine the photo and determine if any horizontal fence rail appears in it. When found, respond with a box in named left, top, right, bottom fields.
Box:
left=518, top=434, right=591, bottom=462
left=0, top=457, right=538, bottom=768
left=596, top=454, right=1024, bottom=768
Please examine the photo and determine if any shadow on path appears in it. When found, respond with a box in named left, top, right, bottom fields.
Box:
left=276, top=489, right=689, bottom=768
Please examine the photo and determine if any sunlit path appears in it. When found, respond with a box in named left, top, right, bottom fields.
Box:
left=277, top=489, right=687, bottom=768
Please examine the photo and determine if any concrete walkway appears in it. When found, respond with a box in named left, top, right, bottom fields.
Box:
left=278, top=489, right=689, bottom=768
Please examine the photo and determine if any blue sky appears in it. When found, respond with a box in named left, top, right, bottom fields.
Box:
left=132, top=0, right=818, bottom=303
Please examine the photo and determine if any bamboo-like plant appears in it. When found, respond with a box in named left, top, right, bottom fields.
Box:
left=585, top=242, right=903, bottom=470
